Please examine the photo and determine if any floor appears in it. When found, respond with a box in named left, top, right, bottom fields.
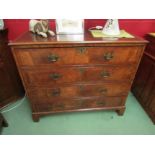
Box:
left=1, top=92, right=155, bottom=135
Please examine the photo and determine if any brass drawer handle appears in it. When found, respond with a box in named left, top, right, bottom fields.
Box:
left=76, top=47, right=86, bottom=54
left=51, top=88, right=61, bottom=96
left=49, top=73, right=62, bottom=80
left=56, top=103, right=64, bottom=109
left=97, top=101, right=106, bottom=105
left=103, top=52, right=114, bottom=60
left=79, top=85, right=84, bottom=91
left=48, top=54, right=59, bottom=62
left=99, top=88, right=107, bottom=94
left=77, top=100, right=85, bottom=107
left=100, top=71, right=110, bottom=78
left=78, top=68, right=85, bottom=74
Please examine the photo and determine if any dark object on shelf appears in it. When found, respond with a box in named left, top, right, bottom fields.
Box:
left=132, top=34, right=155, bottom=124
left=0, top=113, right=8, bottom=134
left=0, top=28, right=24, bottom=109
left=9, top=31, right=147, bottom=122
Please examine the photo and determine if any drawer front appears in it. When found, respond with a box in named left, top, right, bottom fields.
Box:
left=15, top=46, right=140, bottom=66
left=28, top=82, right=130, bottom=98
left=22, top=66, right=135, bottom=86
left=31, top=96, right=124, bottom=113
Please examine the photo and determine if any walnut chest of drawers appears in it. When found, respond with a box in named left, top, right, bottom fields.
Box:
left=9, top=32, right=147, bottom=122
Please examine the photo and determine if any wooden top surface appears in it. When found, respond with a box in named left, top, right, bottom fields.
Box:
left=9, top=31, right=148, bottom=46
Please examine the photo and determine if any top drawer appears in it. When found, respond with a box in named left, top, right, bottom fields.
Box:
left=14, top=46, right=140, bottom=66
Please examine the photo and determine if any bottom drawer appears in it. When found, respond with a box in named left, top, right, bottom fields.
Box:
left=30, top=96, right=126, bottom=113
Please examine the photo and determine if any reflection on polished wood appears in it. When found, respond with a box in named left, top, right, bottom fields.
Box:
left=10, top=31, right=147, bottom=46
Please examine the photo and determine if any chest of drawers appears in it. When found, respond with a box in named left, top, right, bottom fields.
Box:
left=0, top=29, right=24, bottom=109
left=10, top=32, right=147, bottom=122
left=132, top=34, right=155, bottom=124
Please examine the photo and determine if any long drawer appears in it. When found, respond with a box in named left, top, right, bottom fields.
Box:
left=27, top=82, right=130, bottom=99
left=30, top=96, right=125, bottom=113
left=15, top=46, right=140, bottom=66
left=22, top=65, right=135, bottom=86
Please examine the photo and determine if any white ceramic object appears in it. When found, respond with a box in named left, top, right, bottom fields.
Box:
left=102, top=19, right=120, bottom=36
left=56, top=19, right=84, bottom=34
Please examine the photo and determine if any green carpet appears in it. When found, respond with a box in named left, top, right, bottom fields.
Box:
left=1, top=92, right=155, bottom=135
